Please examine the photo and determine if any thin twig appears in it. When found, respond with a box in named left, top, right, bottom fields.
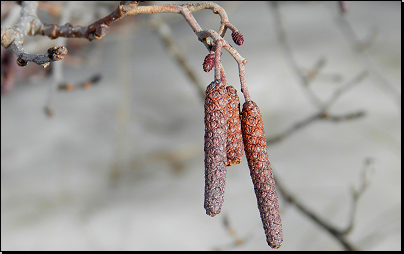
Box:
left=2, top=2, right=67, bottom=67
left=58, top=73, right=101, bottom=91
left=334, top=2, right=401, bottom=109
left=150, top=16, right=205, bottom=101
left=267, top=64, right=368, bottom=144
left=274, top=171, right=358, bottom=251
left=342, top=157, right=374, bottom=235
left=274, top=157, right=374, bottom=250
left=269, top=1, right=324, bottom=108
left=267, top=108, right=365, bottom=145
left=2, top=1, right=248, bottom=101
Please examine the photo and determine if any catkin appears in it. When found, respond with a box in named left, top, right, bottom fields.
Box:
left=231, top=31, right=244, bottom=46
left=241, top=100, right=283, bottom=249
left=226, top=85, right=243, bottom=166
left=204, top=80, right=229, bottom=217
left=203, top=52, right=215, bottom=72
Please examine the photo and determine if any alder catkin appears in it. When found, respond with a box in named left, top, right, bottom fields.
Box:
left=241, top=100, right=283, bottom=249
left=203, top=52, right=215, bottom=72
left=226, top=85, right=243, bottom=166
left=231, top=31, right=244, bottom=46
left=204, top=80, right=229, bottom=217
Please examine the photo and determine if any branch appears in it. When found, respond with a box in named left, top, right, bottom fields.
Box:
left=334, top=2, right=401, bottom=109
left=3, top=1, right=248, bottom=100
left=150, top=16, right=206, bottom=101
left=267, top=70, right=368, bottom=145
left=38, top=1, right=140, bottom=41
left=273, top=158, right=374, bottom=251
left=58, top=73, right=101, bottom=91
left=269, top=1, right=324, bottom=108
left=1, top=2, right=68, bottom=68
left=275, top=171, right=356, bottom=250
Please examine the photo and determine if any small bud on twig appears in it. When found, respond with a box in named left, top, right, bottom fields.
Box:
left=231, top=31, right=244, bottom=46
left=203, top=52, right=215, bottom=72
left=16, top=56, right=28, bottom=67
left=47, top=46, right=68, bottom=61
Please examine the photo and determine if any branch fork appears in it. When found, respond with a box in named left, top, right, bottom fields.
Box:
left=1, top=1, right=249, bottom=100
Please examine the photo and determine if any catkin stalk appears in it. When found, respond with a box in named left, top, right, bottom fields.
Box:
left=241, top=100, right=283, bottom=249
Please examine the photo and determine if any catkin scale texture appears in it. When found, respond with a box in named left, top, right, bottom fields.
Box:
left=203, top=52, right=215, bottom=72
left=231, top=31, right=244, bottom=46
left=241, top=101, right=283, bottom=249
left=204, top=80, right=229, bottom=217
left=226, top=85, right=243, bottom=166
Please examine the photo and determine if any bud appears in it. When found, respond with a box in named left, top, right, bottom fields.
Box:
left=241, top=101, right=283, bottom=249
left=203, top=52, right=215, bottom=72
left=16, top=56, right=28, bottom=67
left=47, top=46, right=68, bottom=61
left=231, top=31, right=244, bottom=46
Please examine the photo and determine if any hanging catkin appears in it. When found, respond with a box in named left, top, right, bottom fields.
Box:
left=226, top=85, right=243, bottom=166
left=204, top=80, right=229, bottom=217
left=241, top=100, right=283, bottom=249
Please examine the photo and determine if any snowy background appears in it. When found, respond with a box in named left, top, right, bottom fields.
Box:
left=1, top=1, right=401, bottom=251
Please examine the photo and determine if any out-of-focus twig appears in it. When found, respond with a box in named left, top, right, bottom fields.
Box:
left=342, top=157, right=374, bottom=235
left=265, top=2, right=377, bottom=250
left=269, top=1, right=324, bottom=108
left=222, top=215, right=244, bottom=246
left=58, top=73, right=101, bottom=91
left=334, top=2, right=401, bottom=109
left=267, top=70, right=368, bottom=145
left=44, top=1, right=75, bottom=117
left=150, top=16, right=205, bottom=101
left=274, top=158, right=375, bottom=251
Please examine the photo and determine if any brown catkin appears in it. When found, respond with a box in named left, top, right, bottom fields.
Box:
left=226, top=85, right=243, bottom=166
left=204, top=80, right=229, bottom=217
left=241, top=100, right=283, bottom=249
left=203, top=52, right=215, bottom=72
left=231, top=31, right=244, bottom=46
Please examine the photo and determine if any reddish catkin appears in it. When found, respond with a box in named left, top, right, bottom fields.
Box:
left=203, top=52, right=215, bottom=72
left=204, top=80, right=229, bottom=217
left=226, top=85, right=243, bottom=166
left=241, top=101, right=283, bottom=249
left=231, top=31, right=244, bottom=46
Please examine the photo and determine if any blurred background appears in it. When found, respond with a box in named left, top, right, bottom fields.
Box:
left=1, top=1, right=400, bottom=251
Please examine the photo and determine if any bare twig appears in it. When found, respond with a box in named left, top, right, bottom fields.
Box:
left=263, top=3, right=377, bottom=249
left=334, top=2, right=401, bottom=109
left=1, top=2, right=68, bottom=67
left=150, top=16, right=205, bottom=101
left=58, top=73, right=101, bottom=91
left=44, top=1, right=75, bottom=116
left=342, top=157, right=374, bottom=235
left=267, top=70, right=368, bottom=145
left=275, top=158, right=374, bottom=250
left=39, top=1, right=139, bottom=41
left=3, top=1, right=248, bottom=101
left=223, top=215, right=244, bottom=246
left=269, top=1, right=324, bottom=108
left=304, top=57, right=326, bottom=83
